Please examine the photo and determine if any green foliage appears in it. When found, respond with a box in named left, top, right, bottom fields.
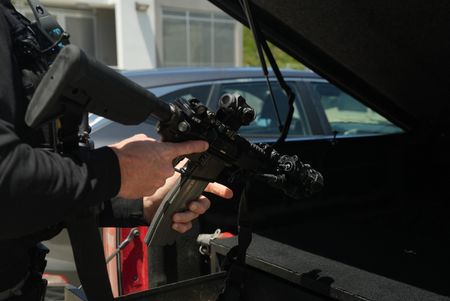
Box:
left=243, top=27, right=305, bottom=70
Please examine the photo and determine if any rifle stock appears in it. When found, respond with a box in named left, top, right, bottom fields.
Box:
left=25, top=45, right=172, bottom=128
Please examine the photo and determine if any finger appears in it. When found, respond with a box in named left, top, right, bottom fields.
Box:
left=172, top=211, right=199, bottom=223
left=167, top=140, right=209, bottom=158
left=205, top=182, right=234, bottom=199
left=172, top=222, right=192, bottom=233
left=189, top=195, right=210, bottom=214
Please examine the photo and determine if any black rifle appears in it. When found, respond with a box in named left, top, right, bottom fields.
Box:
left=26, top=45, right=323, bottom=243
left=25, top=45, right=323, bottom=299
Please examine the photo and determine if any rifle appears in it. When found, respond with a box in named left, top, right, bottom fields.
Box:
left=25, top=44, right=323, bottom=299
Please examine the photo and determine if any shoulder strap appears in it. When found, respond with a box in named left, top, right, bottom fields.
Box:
left=67, top=214, right=115, bottom=301
left=218, top=182, right=254, bottom=301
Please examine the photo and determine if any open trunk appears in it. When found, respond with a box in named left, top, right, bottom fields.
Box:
left=199, top=132, right=450, bottom=299
left=201, top=1, right=450, bottom=298
left=65, top=1, right=450, bottom=300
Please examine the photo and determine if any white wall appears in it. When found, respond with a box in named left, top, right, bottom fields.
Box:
left=28, top=0, right=242, bottom=70
left=115, top=0, right=157, bottom=70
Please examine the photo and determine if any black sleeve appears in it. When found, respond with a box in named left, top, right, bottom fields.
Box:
left=99, top=198, right=148, bottom=227
left=0, top=11, right=121, bottom=240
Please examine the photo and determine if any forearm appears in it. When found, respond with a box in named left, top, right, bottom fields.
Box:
left=0, top=124, right=121, bottom=239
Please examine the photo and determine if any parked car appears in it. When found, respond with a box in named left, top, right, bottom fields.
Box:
left=46, top=66, right=403, bottom=291
left=89, top=67, right=403, bottom=147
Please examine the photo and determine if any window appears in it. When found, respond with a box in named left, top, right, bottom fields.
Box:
left=219, top=81, right=309, bottom=138
left=310, top=82, right=403, bottom=136
left=162, top=9, right=236, bottom=67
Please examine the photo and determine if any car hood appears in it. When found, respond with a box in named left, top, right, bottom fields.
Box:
left=209, top=0, right=450, bottom=135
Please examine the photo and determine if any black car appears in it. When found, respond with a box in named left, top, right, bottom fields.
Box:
left=50, top=66, right=403, bottom=291
left=90, top=67, right=402, bottom=147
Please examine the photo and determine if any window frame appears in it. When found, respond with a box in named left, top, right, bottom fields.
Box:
left=161, top=7, right=236, bottom=67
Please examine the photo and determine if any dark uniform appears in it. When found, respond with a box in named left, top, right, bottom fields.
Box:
left=0, top=1, right=146, bottom=299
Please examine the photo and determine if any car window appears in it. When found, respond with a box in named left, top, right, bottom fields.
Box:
left=310, top=82, right=403, bottom=136
left=219, top=81, right=309, bottom=138
left=158, top=84, right=212, bottom=104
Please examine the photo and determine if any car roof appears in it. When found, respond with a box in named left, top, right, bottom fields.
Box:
left=121, top=67, right=319, bottom=89
left=210, top=1, right=450, bottom=136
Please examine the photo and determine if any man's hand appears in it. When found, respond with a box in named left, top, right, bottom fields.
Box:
left=171, top=183, right=233, bottom=233
left=109, top=134, right=208, bottom=199
left=143, top=160, right=233, bottom=233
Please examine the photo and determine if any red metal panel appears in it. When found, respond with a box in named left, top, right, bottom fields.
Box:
left=119, top=227, right=149, bottom=295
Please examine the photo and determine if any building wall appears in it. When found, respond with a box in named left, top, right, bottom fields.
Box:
left=115, top=0, right=156, bottom=70
left=14, top=0, right=242, bottom=70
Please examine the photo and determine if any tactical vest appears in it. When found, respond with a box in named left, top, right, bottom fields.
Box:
left=1, top=4, right=114, bottom=300
left=0, top=1, right=72, bottom=243
left=1, top=0, right=74, bottom=152
left=2, top=2, right=49, bottom=148
left=2, top=1, right=48, bottom=92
